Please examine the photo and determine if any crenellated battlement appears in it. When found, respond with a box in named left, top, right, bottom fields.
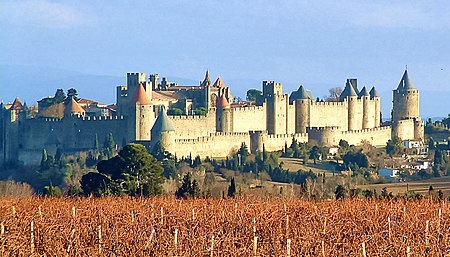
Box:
left=175, top=131, right=249, bottom=144
left=341, top=126, right=391, bottom=135
left=307, top=126, right=341, bottom=131
left=76, top=115, right=125, bottom=121
left=311, top=101, right=347, bottom=107
left=169, top=114, right=210, bottom=120
left=266, top=133, right=308, bottom=139
left=43, top=117, right=63, bottom=122
left=231, top=105, right=265, bottom=112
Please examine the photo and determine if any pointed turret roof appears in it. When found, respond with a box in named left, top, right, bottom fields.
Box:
left=213, top=76, right=226, bottom=88
left=397, top=69, right=415, bottom=90
left=65, top=97, right=85, bottom=114
left=290, top=85, right=312, bottom=103
left=358, top=86, right=369, bottom=97
left=152, top=106, right=174, bottom=132
left=200, top=70, right=211, bottom=87
left=369, top=86, right=380, bottom=98
left=134, top=82, right=152, bottom=105
left=10, top=97, right=23, bottom=110
left=339, top=81, right=357, bottom=101
left=216, top=94, right=229, bottom=108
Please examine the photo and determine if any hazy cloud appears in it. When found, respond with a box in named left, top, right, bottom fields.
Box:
left=0, top=0, right=91, bottom=28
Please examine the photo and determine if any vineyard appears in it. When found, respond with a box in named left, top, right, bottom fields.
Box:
left=0, top=197, right=449, bottom=256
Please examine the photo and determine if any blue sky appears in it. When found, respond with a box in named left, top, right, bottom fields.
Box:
left=1, top=0, right=450, bottom=117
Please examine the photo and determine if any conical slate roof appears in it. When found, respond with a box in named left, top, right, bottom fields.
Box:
left=65, top=97, right=85, bottom=114
left=200, top=70, right=211, bottom=87
left=134, top=83, right=152, bottom=105
left=290, top=85, right=312, bottom=103
left=397, top=69, right=415, bottom=90
left=358, top=86, right=369, bottom=97
left=152, top=106, right=174, bottom=132
left=213, top=76, right=226, bottom=88
left=339, top=81, right=357, bottom=101
left=216, top=94, right=229, bottom=108
left=369, top=86, right=380, bottom=98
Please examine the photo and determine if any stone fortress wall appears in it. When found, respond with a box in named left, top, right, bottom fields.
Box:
left=0, top=69, right=424, bottom=165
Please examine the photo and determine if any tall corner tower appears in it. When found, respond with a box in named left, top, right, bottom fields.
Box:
left=130, top=81, right=154, bottom=142
left=263, top=80, right=286, bottom=134
left=392, top=69, right=420, bottom=122
left=391, top=69, right=423, bottom=141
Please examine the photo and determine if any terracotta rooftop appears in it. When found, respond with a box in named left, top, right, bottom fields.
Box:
left=66, top=98, right=85, bottom=114
left=216, top=94, right=229, bottom=108
left=213, top=76, right=226, bottom=88
left=134, top=83, right=152, bottom=105
left=152, top=91, right=178, bottom=101
left=10, top=97, right=23, bottom=110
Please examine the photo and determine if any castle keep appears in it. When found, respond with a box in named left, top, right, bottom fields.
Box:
left=0, top=69, right=424, bottom=165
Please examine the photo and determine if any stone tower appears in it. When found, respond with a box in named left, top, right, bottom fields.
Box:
left=392, top=69, right=420, bottom=121
left=150, top=106, right=175, bottom=153
left=359, top=86, right=370, bottom=129
left=369, top=86, right=381, bottom=127
left=340, top=79, right=358, bottom=131
left=293, top=85, right=311, bottom=133
left=263, top=81, right=287, bottom=135
left=134, top=82, right=153, bottom=141
left=391, top=69, right=424, bottom=141
left=216, top=93, right=232, bottom=132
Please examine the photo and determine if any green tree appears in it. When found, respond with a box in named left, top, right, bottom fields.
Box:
left=227, top=177, right=236, bottom=198
left=192, top=179, right=201, bottom=197
left=309, top=146, right=321, bottom=164
left=335, top=185, right=346, bottom=200
left=103, top=133, right=116, bottom=157
left=386, top=136, right=402, bottom=156
left=246, top=89, right=262, bottom=102
left=434, top=149, right=445, bottom=166
left=176, top=173, right=193, bottom=198
left=67, top=88, right=79, bottom=101
left=80, top=172, right=111, bottom=196
left=82, top=143, right=163, bottom=196
left=54, top=89, right=66, bottom=103
left=428, top=137, right=436, bottom=150
left=193, top=107, right=208, bottom=115
left=168, top=108, right=184, bottom=115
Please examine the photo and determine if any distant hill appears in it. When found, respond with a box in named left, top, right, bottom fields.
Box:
left=1, top=65, right=448, bottom=118
left=0, top=65, right=197, bottom=105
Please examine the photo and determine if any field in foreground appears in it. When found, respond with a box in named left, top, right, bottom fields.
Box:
left=0, top=197, right=449, bottom=256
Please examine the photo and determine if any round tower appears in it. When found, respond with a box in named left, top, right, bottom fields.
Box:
left=348, top=96, right=359, bottom=132
left=340, top=79, right=358, bottom=131
left=392, top=69, right=420, bottom=122
left=359, top=86, right=370, bottom=129
left=215, top=94, right=232, bottom=132
left=293, top=85, right=311, bottom=133
left=370, top=86, right=381, bottom=127
left=134, top=82, right=153, bottom=141
left=151, top=106, right=175, bottom=153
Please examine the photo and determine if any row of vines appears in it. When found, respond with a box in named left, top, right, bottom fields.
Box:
left=0, top=197, right=449, bottom=256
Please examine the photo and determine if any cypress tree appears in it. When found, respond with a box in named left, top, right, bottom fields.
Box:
left=227, top=177, right=236, bottom=198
